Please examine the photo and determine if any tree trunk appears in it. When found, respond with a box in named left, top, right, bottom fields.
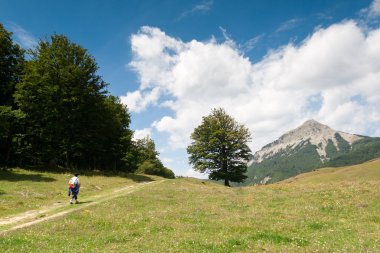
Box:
left=221, top=145, right=230, bottom=187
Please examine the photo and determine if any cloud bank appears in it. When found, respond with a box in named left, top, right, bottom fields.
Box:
left=121, top=21, right=380, bottom=157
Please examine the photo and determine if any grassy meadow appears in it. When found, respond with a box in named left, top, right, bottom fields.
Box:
left=1, top=159, right=380, bottom=252
left=0, top=168, right=155, bottom=218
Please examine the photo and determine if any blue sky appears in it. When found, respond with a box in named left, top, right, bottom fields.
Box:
left=1, top=0, right=380, bottom=177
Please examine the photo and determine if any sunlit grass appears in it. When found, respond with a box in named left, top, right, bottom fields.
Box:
left=0, top=168, right=155, bottom=218
left=1, top=159, right=380, bottom=252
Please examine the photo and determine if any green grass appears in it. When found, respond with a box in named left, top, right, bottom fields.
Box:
left=282, top=157, right=380, bottom=184
left=1, top=159, right=380, bottom=252
left=0, top=168, right=155, bottom=218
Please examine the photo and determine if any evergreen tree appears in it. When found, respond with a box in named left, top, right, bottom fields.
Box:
left=187, top=108, right=252, bottom=186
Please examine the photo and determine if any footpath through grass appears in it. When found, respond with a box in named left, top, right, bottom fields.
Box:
left=1, top=160, right=380, bottom=252
left=0, top=168, right=155, bottom=218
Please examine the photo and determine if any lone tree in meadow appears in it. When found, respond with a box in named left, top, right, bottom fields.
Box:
left=187, top=108, right=252, bottom=186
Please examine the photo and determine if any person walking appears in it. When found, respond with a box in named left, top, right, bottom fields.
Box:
left=68, top=173, right=81, bottom=204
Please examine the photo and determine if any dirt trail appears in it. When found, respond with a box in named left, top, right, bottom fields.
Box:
left=0, top=180, right=163, bottom=235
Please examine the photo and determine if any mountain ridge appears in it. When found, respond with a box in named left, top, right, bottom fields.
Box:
left=245, top=119, right=380, bottom=185
left=253, top=119, right=363, bottom=163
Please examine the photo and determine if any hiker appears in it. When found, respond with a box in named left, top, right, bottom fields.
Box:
left=68, top=173, right=81, bottom=204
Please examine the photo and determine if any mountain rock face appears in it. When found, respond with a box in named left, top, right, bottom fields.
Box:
left=245, top=120, right=380, bottom=185
left=254, top=120, right=362, bottom=163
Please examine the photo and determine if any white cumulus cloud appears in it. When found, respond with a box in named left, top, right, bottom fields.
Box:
left=122, top=21, right=380, bottom=157
left=133, top=128, right=152, bottom=140
left=120, top=87, right=161, bottom=113
left=369, top=0, right=380, bottom=16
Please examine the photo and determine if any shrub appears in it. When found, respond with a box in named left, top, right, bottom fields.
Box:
left=137, top=160, right=175, bottom=179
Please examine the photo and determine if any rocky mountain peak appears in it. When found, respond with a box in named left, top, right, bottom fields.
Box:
left=253, top=119, right=363, bottom=163
left=281, top=119, right=331, bottom=142
left=300, top=119, right=326, bottom=129
left=302, top=119, right=322, bottom=126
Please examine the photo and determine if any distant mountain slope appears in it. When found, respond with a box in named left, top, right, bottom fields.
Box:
left=245, top=120, right=380, bottom=185
left=281, top=158, right=380, bottom=184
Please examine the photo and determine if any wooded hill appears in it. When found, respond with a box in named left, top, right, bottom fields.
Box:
left=0, top=24, right=174, bottom=178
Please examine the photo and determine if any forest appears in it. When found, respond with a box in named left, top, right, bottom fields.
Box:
left=0, top=24, right=174, bottom=178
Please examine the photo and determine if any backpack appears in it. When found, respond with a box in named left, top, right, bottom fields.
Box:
left=68, top=177, right=79, bottom=189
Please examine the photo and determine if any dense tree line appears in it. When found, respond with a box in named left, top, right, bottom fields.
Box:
left=0, top=24, right=24, bottom=166
left=0, top=24, right=174, bottom=177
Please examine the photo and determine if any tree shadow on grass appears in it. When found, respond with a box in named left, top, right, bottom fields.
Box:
left=124, top=173, right=155, bottom=183
left=64, top=170, right=155, bottom=183
left=0, top=169, right=56, bottom=182
left=5, top=166, right=156, bottom=183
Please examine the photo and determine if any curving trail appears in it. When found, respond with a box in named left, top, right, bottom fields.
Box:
left=0, top=180, right=164, bottom=235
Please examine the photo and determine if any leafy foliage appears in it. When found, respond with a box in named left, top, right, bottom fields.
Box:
left=11, top=34, right=133, bottom=170
left=134, top=137, right=175, bottom=178
left=0, top=24, right=24, bottom=106
left=0, top=24, right=173, bottom=175
left=137, top=160, right=175, bottom=179
left=1, top=25, right=170, bottom=174
left=0, top=24, right=25, bottom=167
left=187, top=108, right=252, bottom=186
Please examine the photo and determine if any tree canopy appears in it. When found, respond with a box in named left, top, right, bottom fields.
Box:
left=187, top=108, right=252, bottom=186
left=0, top=24, right=24, bottom=106
left=0, top=24, right=173, bottom=177
left=13, top=34, right=131, bottom=169
left=0, top=24, right=24, bottom=166
left=134, top=136, right=175, bottom=179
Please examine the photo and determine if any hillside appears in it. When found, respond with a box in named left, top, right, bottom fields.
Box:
left=245, top=120, right=380, bottom=184
left=1, top=162, right=380, bottom=252
left=282, top=157, right=380, bottom=184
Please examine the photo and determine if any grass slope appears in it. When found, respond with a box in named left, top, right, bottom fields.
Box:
left=246, top=141, right=322, bottom=184
left=282, top=157, right=380, bottom=184
left=1, top=161, right=380, bottom=252
left=326, top=137, right=380, bottom=167
left=0, top=168, right=155, bottom=218
left=246, top=136, right=380, bottom=185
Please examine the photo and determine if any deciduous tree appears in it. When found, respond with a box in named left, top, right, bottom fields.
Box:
left=14, top=34, right=133, bottom=170
left=0, top=24, right=24, bottom=166
left=187, top=108, right=252, bottom=186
